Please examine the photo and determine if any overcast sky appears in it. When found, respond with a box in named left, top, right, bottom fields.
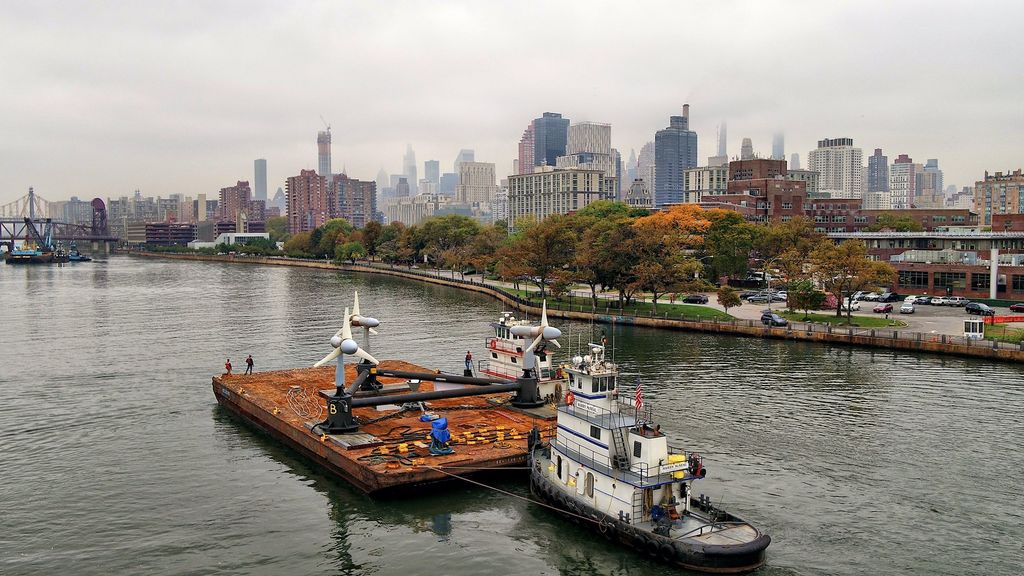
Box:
left=1, top=0, right=1021, bottom=206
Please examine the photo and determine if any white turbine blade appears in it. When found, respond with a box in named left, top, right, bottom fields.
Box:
left=352, top=347, right=379, bottom=365
left=341, top=307, right=353, bottom=340
left=525, top=333, right=544, bottom=354
left=549, top=339, right=562, bottom=349
left=353, top=292, right=361, bottom=317
left=314, top=348, right=341, bottom=367
left=540, top=300, right=549, bottom=327
left=368, top=327, right=379, bottom=335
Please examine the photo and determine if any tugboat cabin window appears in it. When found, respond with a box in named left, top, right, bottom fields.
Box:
left=568, top=373, right=575, bottom=385
left=589, top=425, right=601, bottom=440
left=557, top=455, right=562, bottom=479
left=585, top=472, right=595, bottom=497
left=491, top=352, right=498, bottom=359
left=633, top=440, right=642, bottom=458
left=511, top=357, right=517, bottom=364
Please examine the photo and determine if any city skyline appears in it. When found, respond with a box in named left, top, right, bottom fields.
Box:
left=2, top=1, right=1022, bottom=205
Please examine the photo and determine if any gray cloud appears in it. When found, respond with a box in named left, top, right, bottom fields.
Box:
left=1, top=0, right=1021, bottom=205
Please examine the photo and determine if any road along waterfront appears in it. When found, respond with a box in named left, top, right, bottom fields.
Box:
left=2, top=256, right=1022, bottom=576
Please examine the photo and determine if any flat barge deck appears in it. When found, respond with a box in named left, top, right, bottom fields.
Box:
left=212, top=361, right=556, bottom=494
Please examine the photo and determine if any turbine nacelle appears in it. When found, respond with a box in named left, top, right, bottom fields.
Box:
left=314, top=307, right=379, bottom=368
left=510, top=301, right=561, bottom=354
left=351, top=292, right=380, bottom=335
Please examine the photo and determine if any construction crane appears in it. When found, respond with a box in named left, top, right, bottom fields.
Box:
left=320, top=115, right=331, bottom=133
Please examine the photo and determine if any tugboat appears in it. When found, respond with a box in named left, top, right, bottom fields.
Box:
left=477, top=312, right=567, bottom=403
left=528, top=342, right=771, bottom=573
left=67, top=241, right=92, bottom=262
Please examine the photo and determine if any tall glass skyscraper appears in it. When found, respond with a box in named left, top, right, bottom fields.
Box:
left=532, top=112, right=569, bottom=168
left=654, top=105, right=698, bottom=207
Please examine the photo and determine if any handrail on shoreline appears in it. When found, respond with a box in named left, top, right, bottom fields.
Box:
left=128, top=251, right=1024, bottom=362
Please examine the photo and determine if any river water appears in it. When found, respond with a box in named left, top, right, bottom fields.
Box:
left=1, top=257, right=1022, bottom=576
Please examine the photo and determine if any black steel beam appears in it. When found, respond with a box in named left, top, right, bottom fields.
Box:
left=372, top=368, right=514, bottom=386
left=350, top=383, right=521, bottom=408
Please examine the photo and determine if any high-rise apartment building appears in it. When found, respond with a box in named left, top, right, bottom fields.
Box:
left=917, top=159, right=944, bottom=208
left=219, top=181, right=252, bottom=222
left=424, top=160, right=440, bottom=185
left=395, top=177, right=410, bottom=198
left=790, top=153, right=801, bottom=171
left=638, top=141, right=656, bottom=192
left=317, top=130, right=331, bottom=179
left=454, top=149, right=475, bottom=174
left=556, top=122, right=615, bottom=186
left=867, top=148, right=889, bottom=193
left=439, top=173, right=459, bottom=195
left=517, top=122, right=535, bottom=174
left=403, top=144, right=418, bottom=195
left=331, top=174, right=377, bottom=228
left=974, top=169, right=1023, bottom=225
left=456, top=162, right=500, bottom=204
left=772, top=133, right=785, bottom=161
left=532, top=113, right=569, bottom=168
left=507, top=167, right=616, bottom=228
left=888, top=154, right=918, bottom=209
left=286, top=169, right=328, bottom=233
left=653, top=105, right=698, bottom=207
left=808, top=137, right=864, bottom=199
left=254, top=159, right=267, bottom=201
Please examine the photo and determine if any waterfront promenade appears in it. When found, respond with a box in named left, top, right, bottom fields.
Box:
left=129, top=251, right=1024, bottom=363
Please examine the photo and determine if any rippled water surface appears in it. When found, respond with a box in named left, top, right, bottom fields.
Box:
left=2, top=257, right=1022, bottom=575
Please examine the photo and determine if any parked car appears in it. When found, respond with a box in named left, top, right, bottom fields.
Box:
left=761, top=311, right=788, bottom=326
left=965, top=302, right=995, bottom=316
left=682, top=294, right=709, bottom=304
left=946, top=296, right=969, bottom=307
left=873, top=303, right=893, bottom=313
left=840, top=299, right=861, bottom=311
left=772, top=292, right=788, bottom=302
left=747, top=292, right=772, bottom=303
left=860, top=293, right=881, bottom=301
left=739, top=291, right=759, bottom=300
left=899, top=303, right=915, bottom=314
left=1010, top=303, right=1024, bottom=313
left=930, top=296, right=948, bottom=306
left=877, top=292, right=902, bottom=303
left=850, top=291, right=868, bottom=301
left=914, top=295, right=933, bottom=305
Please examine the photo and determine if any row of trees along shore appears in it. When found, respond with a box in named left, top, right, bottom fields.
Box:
left=152, top=202, right=896, bottom=321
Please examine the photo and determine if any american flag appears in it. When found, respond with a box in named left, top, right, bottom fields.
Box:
left=634, top=380, right=643, bottom=410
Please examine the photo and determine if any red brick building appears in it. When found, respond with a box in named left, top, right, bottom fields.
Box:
left=701, top=159, right=806, bottom=223
left=218, top=181, right=251, bottom=222
left=287, top=169, right=329, bottom=234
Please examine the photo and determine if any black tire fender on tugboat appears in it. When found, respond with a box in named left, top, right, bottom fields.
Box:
left=659, top=541, right=676, bottom=563
left=642, top=534, right=661, bottom=558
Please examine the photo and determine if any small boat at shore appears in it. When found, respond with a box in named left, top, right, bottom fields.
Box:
left=528, top=343, right=770, bottom=573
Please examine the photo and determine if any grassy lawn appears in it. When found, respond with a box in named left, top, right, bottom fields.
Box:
left=985, top=323, right=1024, bottom=343
left=777, top=311, right=907, bottom=328
left=499, top=286, right=732, bottom=320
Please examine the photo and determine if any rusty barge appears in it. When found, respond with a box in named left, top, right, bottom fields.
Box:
left=212, top=294, right=564, bottom=495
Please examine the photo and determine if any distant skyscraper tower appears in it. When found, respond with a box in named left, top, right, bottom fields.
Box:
left=317, top=129, right=331, bottom=178
left=653, top=104, right=699, bottom=207
left=454, top=149, right=475, bottom=174
left=740, top=138, right=754, bottom=160
left=532, top=112, right=569, bottom=168
left=254, top=159, right=267, bottom=201
left=790, top=153, right=801, bottom=170
left=708, top=122, right=728, bottom=166
left=771, top=133, right=785, bottom=161
left=809, top=137, right=864, bottom=198
left=376, top=168, right=389, bottom=193
left=403, top=144, right=418, bottom=195
left=867, top=148, right=889, bottom=193
left=425, top=160, right=440, bottom=185
left=517, top=122, right=535, bottom=174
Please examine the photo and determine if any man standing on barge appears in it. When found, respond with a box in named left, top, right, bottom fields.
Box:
left=245, top=355, right=254, bottom=375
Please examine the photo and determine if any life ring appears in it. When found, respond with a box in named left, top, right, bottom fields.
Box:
left=490, top=339, right=497, bottom=349
left=565, top=391, right=575, bottom=405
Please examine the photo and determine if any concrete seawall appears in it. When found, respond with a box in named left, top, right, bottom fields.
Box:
left=130, top=251, right=1024, bottom=363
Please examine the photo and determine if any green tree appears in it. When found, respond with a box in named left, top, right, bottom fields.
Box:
left=335, top=241, right=366, bottom=264
left=810, top=239, right=896, bottom=321
left=514, top=215, right=575, bottom=299
left=283, top=231, right=313, bottom=256
left=361, top=220, right=383, bottom=258
left=265, top=216, right=289, bottom=243
left=717, top=285, right=741, bottom=315
left=702, top=210, right=759, bottom=281
left=788, top=279, right=826, bottom=319
left=419, top=215, right=482, bottom=270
